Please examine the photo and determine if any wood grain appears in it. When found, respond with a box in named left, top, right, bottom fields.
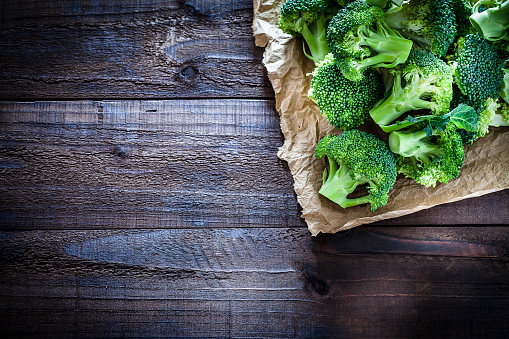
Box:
left=1, top=227, right=508, bottom=338
left=0, top=0, right=273, bottom=99
left=0, top=99, right=303, bottom=229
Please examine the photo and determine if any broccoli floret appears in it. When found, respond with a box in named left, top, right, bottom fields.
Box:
left=491, top=99, right=509, bottom=126
left=383, top=0, right=457, bottom=57
left=451, top=0, right=476, bottom=38
left=279, top=0, right=340, bottom=64
left=308, top=53, right=385, bottom=130
left=388, top=119, right=466, bottom=187
left=315, top=130, right=397, bottom=211
left=369, top=50, right=454, bottom=132
left=501, top=63, right=509, bottom=104
left=453, top=34, right=505, bottom=101
left=470, top=0, right=509, bottom=43
left=326, top=0, right=413, bottom=81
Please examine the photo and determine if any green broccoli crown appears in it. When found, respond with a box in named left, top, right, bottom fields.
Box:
left=454, top=34, right=505, bottom=101
left=389, top=124, right=465, bottom=187
left=315, top=130, right=397, bottom=211
left=383, top=0, right=457, bottom=57
left=309, top=53, right=385, bottom=130
left=279, top=0, right=340, bottom=63
left=326, top=0, right=413, bottom=81
left=369, top=49, right=454, bottom=131
left=470, top=0, right=509, bottom=43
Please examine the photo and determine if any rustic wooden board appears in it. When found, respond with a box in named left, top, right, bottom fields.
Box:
left=0, top=99, right=303, bottom=229
left=0, top=0, right=273, bottom=99
left=1, top=227, right=508, bottom=338
left=1, top=100, right=508, bottom=230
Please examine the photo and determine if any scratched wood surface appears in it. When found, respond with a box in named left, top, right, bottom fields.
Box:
left=1, top=0, right=509, bottom=338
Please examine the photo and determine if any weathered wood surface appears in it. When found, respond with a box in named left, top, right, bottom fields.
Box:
left=0, top=0, right=273, bottom=99
left=1, top=0, right=509, bottom=337
left=1, top=100, right=508, bottom=230
left=1, top=227, right=508, bottom=338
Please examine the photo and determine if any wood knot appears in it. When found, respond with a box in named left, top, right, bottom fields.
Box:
left=113, top=146, right=127, bottom=159
left=309, top=276, right=329, bottom=296
left=179, top=65, right=198, bottom=81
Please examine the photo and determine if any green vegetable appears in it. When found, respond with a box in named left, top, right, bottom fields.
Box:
left=470, top=0, right=509, bottom=43
left=388, top=105, right=475, bottom=187
left=369, top=50, right=454, bottom=132
left=308, top=53, right=385, bottom=130
left=326, top=0, right=413, bottom=81
left=279, top=0, right=340, bottom=64
left=315, top=130, right=397, bottom=211
left=383, top=0, right=457, bottom=57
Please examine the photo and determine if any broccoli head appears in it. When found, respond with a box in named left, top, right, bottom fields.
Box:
left=453, top=34, right=505, bottom=101
left=326, top=0, right=413, bottom=81
left=308, top=53, right=385, bottom=130
left=279, top=0, right=340, bottom=64
left=315, top=130, right=397, bottom=211
left=470, top=0, right=509, bottom=44
left=369, top=50, right=454, bottom=132
left=383, top=0, right=457, bottom=57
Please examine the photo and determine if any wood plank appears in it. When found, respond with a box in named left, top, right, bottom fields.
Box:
left=0, top=0, right=273, bottom=99
left=1, top=227, right=509, bottom=338
left=0, top=99, right=303, bottom=229
left=1, top=100, right=508, bottom=230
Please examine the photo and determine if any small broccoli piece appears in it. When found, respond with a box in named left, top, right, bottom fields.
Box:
left=315, top=130, right=397, bottom=211
left=369, top=50, right=454, bottom=132
left=326, top=0, right=413, bottom=81
left=383, top=0, right=457, bottom=57
left=491, top=99, right=509, bottom=126
left=279, top=0, right=340, bottom=64
left=470, top=0, right=509, bottom=43
left=308, top=53, right=385, bottom=130
left=453, top=34, right=505, bottom=101
left=388, top=120, right=466, bottom=187
left=450, top=86, right=499, bottom=144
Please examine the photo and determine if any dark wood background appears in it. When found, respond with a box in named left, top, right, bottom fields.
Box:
left=1, top=0, right=508, bottom=338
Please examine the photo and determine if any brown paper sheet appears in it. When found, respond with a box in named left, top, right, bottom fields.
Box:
left=252, top=0, right=509, bottom=235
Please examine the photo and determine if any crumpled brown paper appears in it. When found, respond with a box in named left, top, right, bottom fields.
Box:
left=252, top=0, right=509, bottom=235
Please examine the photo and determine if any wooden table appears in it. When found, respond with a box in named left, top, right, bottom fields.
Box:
left=1, top=1, right=508, bottom=337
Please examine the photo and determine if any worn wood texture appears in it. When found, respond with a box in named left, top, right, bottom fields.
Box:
left=1, top=227, right=508, bottom=338
left=0, top=0, right=273, bottom=99
left=1, top=100, right=508, bottom=230
left=0, top=100, right=303, bottom=229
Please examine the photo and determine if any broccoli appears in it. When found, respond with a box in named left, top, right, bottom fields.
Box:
left=470, top=0, right=509, bottom=44
left=369, top=50, right=454, bottom=132
left=388, top=104, right=476, bottom=187
left=491, top=100, right=509, bottom=126
left=450, top=86, right=500, bottom=144
left=315, top=130, right=397, bottom=211
left=308, top=53, right=385, bottom=130
left=451, top=0, right=476, bottom=38
left=326, top=0, right=413, bottom=81
left=383, top=0, right=457, bottom=58
left=453, top=34, right=505, bottom=101
left=501, top=63, right=509, bottom=104
left=279, top=0, right=340, bottom=64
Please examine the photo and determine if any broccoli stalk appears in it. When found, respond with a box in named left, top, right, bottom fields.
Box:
left=389, top=128, right=445, bottom=165
left=319, top=156, right=372, bottom=208
left=470, top=0, right=509, bottom=43
left=279, top=0, right=340, bottom=64
left=369, top=50, right=454, bottom=132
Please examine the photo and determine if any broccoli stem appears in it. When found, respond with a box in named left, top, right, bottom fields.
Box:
left=470, top=1, right=509, bottom=42
left=300, top=15, right=331, bottom=64
left=389, top=129, right=444, bottom=165
left=319, top=157, right=371, bottom=208
left=355, top=22, right=413, bottom=69
left=490, top=112, right=509, bottom=126
left=369, top=74, right=436, bottom=131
